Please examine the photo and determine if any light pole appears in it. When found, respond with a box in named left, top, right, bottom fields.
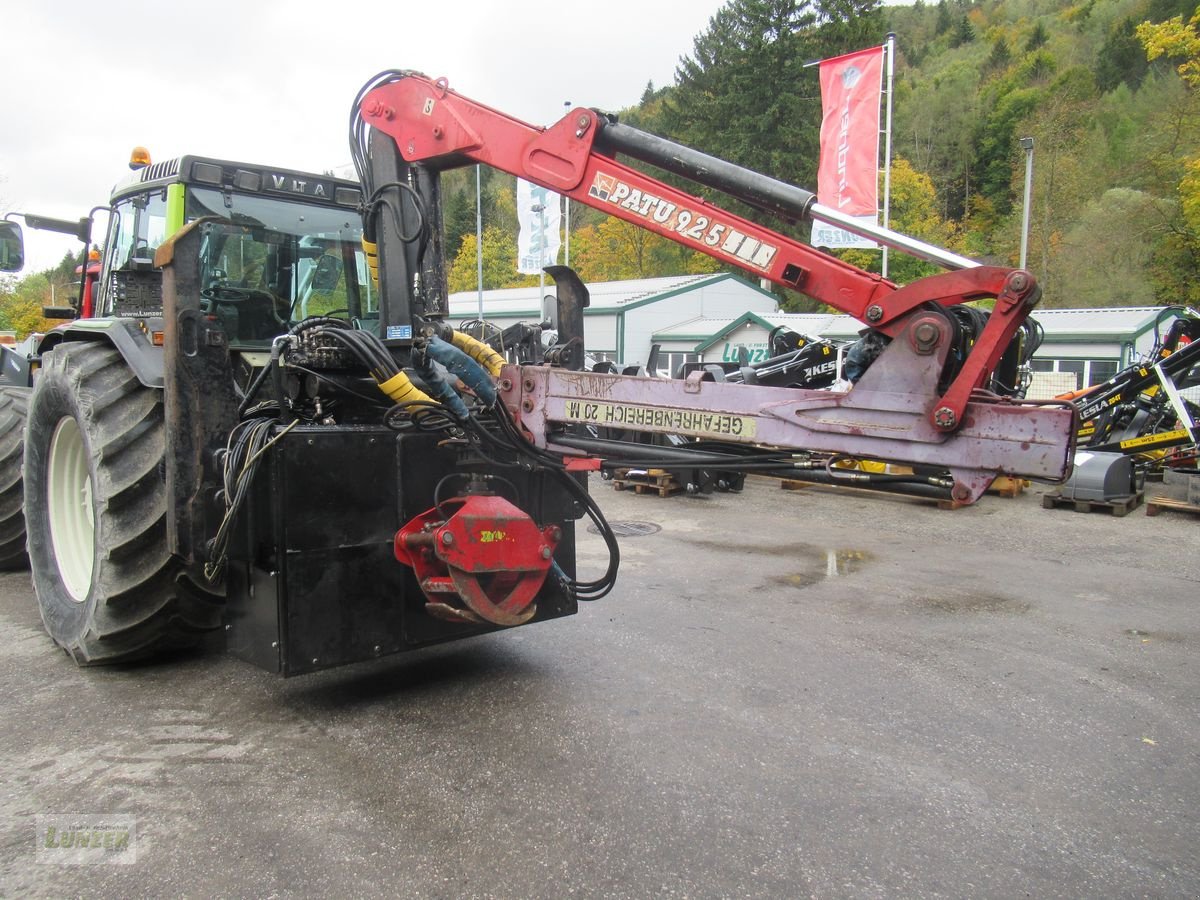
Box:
left=1019, top=137, right=1034, bottom=271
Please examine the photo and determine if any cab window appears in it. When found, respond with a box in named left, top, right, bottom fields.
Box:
left=107, top=190, right=168, bottom=269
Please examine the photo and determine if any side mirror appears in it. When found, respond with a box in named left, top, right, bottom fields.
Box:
left=0, top=221, right=24, bottom=273
left=312, top=254, right=342, bottom=292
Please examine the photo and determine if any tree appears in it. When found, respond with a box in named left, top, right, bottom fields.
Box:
left=841, top=157, right=959, bottom=285
left=951, top=15, right=974, bottom=48
left=1052, top=188, right=1176, bottom=307
left=986, top=35, right=1012, bottom=73
left=569, top=218, right=722, bottom=283
left=442, top=187, right=476, bottom=267
left=0, top=271, right=59, bottom=338
left=664, top=0, right=882, bottom=196
left=446, top=227, right=536, bottom=293
left=1017, top=67, right=1102, bottom=301
left=1024, top=21, right=1048, bottom=53
left=935, top=0, right=953, bottom=36
left=895, top=58, right=983, bottom=219
left=1095, top=17, right=1152, bottom=92
left=1138, top=10, right=1200, bottom=88
left=1136, top=10, right=1200, bottom=305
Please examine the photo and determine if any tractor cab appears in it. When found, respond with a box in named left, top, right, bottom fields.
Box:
left=99, top=157, right=369, bottom=347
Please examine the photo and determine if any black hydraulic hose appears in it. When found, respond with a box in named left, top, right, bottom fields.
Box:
left=238, top=338, right=285, bottom=418
left=553, top=433, right=787, bottom=467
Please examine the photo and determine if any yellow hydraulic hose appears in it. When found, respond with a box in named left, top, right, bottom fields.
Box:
left=378, top=371, right=434, bottom=406
left=449, top=331, right=506, bottom=378
left=362, top=237, right=380, bottom=288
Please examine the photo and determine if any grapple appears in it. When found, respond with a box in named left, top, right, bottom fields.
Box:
left=394, top=494, right=561, bottom=626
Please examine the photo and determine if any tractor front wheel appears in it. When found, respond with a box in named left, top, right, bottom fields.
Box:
left=25, top=342, right=222, bottom=664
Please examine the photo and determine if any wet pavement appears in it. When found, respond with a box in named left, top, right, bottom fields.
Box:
left=1, top=475, right=1197, bottom=897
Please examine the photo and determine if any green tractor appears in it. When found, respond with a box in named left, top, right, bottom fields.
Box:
left=0, top=151, right=584, bottom=671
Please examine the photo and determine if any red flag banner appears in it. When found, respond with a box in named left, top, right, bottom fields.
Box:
left=815, top=46, right=883, bottom=248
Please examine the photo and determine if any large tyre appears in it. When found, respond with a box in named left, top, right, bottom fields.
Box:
left=25, top=342, right=223, bottom=664
left=0, top=386, right=31, bottom=569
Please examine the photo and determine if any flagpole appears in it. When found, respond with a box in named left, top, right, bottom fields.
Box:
left=535, top=202, right=546, bottom=322
left=475, top=164, right=484, bottom=320
left=881, top=32, right=896, bottom=279
left=563, top=100, right=572, bottom=267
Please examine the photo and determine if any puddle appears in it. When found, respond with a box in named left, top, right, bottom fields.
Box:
left=769, top=548, right=872, bottom=589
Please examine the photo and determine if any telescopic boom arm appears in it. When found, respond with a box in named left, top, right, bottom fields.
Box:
left=356, top=71, right=1076, bottom=503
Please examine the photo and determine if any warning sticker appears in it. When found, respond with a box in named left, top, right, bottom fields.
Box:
left=561, top=399, right=756, bottom=440
left=1119, top=428, right=1189, bottom=449
left=586, top=170, right=779, bottom=273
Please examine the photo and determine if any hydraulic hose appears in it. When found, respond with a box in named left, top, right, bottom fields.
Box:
left=427, top=336, right=499, bottom=406
left=377, top=370, right=435, bottom=406
left=412, top=350, right=471, bottom=419
left=449, top=330, right=506, bottom=378
left=361, top=236, right=380, bottom=288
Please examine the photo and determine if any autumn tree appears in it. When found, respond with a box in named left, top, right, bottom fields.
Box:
left=569, top=218, right=722, bottom=284
left=446, top=226, right=537, bottom=293
left=840, top=157, right=958, bottom=286
left=1136, top=9, right=1200, bottom=304
left=0, top=271, right=59, bottom=338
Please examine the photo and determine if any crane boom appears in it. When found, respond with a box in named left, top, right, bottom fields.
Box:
left=354, top=71, right=1076, bottom=504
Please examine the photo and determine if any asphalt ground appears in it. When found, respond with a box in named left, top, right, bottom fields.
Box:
left=0, top=474, right=1197, bottom=898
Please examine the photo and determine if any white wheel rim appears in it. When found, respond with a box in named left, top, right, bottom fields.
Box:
left=47, top=417, right=95, bottom=603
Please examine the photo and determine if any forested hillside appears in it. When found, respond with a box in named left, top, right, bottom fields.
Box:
left=440, top=0, right=1200, bottom=311
left=4, top=0, right=1199, bottom=330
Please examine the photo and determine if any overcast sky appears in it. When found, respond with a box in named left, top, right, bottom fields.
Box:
left=2, top=0, right=729, bottom=272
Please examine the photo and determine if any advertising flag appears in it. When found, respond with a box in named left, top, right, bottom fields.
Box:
left=517, top=179, right=562, bottom=274
left=814, top=46, right=884, bottom=250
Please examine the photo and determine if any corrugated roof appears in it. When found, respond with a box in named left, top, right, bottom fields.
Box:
left=447, top=273, right=717, bottom=317
left=1028, top=307, right=1164, bottom=337
left=654, top=311, right=865, bottom=341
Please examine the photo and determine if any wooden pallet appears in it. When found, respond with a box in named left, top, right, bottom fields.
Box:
left=1145, top=496, right=1200, bottom=519
left=1041, top=490, right=1144, bottom=517
left=988, top=476, right=1030, bottom=498
left=612, top=468, right=683, bottom=498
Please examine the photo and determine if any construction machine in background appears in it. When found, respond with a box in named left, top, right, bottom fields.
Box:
left=0, top=69, right=1075, bottom=672
left=1064, top=307, right=1199, bottom=460
left=1046, top=306, right=1199, bottom=504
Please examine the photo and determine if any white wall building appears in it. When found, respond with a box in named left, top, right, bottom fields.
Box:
left=654, top=307, right=1180, bottom=393
left=448, top=273, right=777, bottom=374
left=452, top=274, right=1183, bottom=389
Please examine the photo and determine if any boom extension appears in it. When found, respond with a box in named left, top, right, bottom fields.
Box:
left=356, top=71, right=1076, bottom=502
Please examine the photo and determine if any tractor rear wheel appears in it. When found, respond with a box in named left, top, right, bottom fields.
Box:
left=0, top=386, right=30, bottom=570
left=25, top=342, right=223, bottom=664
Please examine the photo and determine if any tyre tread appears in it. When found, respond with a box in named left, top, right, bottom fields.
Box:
left=27, top=343, right=223, bottom=664
left=0, top=387, right=30, bottom=570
